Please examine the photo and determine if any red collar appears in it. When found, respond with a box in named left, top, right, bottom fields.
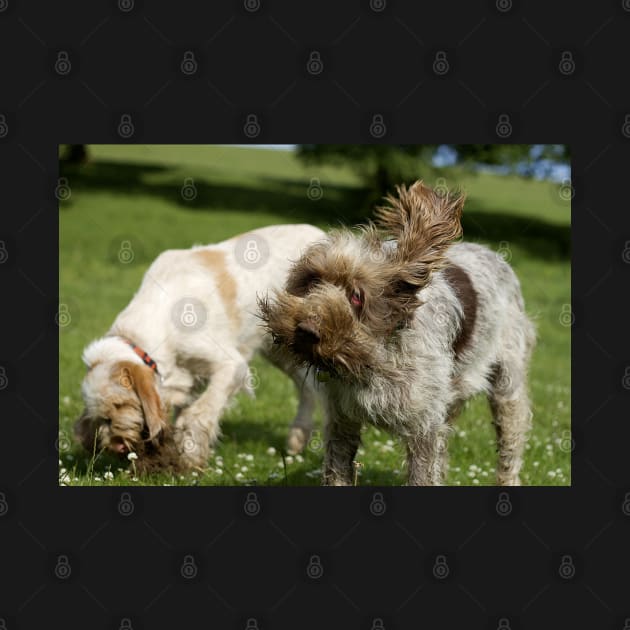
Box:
left=125, top=340, right=159, bottom=374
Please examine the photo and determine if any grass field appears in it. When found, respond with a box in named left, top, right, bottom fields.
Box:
left=59, top=145, right=571, bottom=486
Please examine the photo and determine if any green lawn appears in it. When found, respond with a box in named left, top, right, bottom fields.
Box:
left=59, top=145, right=571, bottom=486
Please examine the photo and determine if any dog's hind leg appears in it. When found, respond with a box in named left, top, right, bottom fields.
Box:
left=489, top=357, right=534, bottom=486
left=286, top=369, right=318, bottom=455
left=489, top=384, right=531, bottom=486
left=490, top=315, right=535, bottom=486
left=261, top=349, right=318, bottom=454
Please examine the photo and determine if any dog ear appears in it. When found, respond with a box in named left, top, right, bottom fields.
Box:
left=73, top=408, right=97, bottom=451
left=123, top=363, right=166, bottom=445
left=375, top=180, right=464, bottom=288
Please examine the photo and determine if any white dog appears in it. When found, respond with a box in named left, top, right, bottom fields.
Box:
left=74, top=224, right=324, bottom=470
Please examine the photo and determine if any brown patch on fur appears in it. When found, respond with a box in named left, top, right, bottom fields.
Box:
left=112, top=361, right=167, bottom=443
left=194, top=249, right=240, bottom=330
left=443, top=265, right=477, bottom=358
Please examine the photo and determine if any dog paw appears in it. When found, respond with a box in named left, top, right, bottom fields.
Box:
left=174, top=427, right=211, bottom=469
left=286, top=425, right=311, bottom=455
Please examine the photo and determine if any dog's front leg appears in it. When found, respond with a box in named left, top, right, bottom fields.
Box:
left=406, top=425, right=449, bottom=486
left=174, top=359, right=245, bottom=469
left=322, top=405, right=361, bottom=486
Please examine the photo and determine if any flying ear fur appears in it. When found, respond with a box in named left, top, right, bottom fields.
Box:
left=374, top=180, right=464, bottom=288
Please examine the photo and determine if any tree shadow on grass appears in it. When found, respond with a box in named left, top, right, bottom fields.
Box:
left=461, top=209, right=570, bottom=260
left=59, top=159, right=171, bottom=207
left=61, top=159, right=570, bottom=260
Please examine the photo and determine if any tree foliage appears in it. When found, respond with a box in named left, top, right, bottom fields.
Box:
left=297, top=144, right=569, bottom=196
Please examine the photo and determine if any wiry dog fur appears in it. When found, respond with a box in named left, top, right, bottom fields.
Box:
left=75, top=224, right=325, bottom=471
left=260, top=181, right=535, bottom=486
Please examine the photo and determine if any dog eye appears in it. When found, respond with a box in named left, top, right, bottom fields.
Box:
left=301, top=275, right=320, bottom=292
left=350, top=289, right=363, bottom=309
left=288, top=273, right=320, bottom=296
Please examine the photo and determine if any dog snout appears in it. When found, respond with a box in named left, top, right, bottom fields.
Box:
left=295, top=320, right=321, bottom=346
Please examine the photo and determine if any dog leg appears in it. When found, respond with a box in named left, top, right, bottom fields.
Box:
left=490, top=353, right=533, bottom=486
left=490, top=386, right=531, bottom=486
left=440, top=401, right=464, bottom=482
left=261, top=349, right=318, bottom=455
left=322, top=406, right=361, bottom=486
left=490, top=314, right=535, bottom=486
left=286, top=368, right=318, bottom=454
left=175, top=359, right=246, bottom=469
left=406, top=426, right=449, bottom=486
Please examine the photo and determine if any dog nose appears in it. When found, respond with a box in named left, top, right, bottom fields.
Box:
left=296, top=320, right=320, bottom=344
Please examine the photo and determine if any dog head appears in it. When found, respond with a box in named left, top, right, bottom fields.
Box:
left=259, top=181, right=464, bottom=382
left=74, top=340, right=167, bottom=457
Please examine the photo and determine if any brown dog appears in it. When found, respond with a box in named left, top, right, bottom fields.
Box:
left=260, top=182, right=535, bottom=485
